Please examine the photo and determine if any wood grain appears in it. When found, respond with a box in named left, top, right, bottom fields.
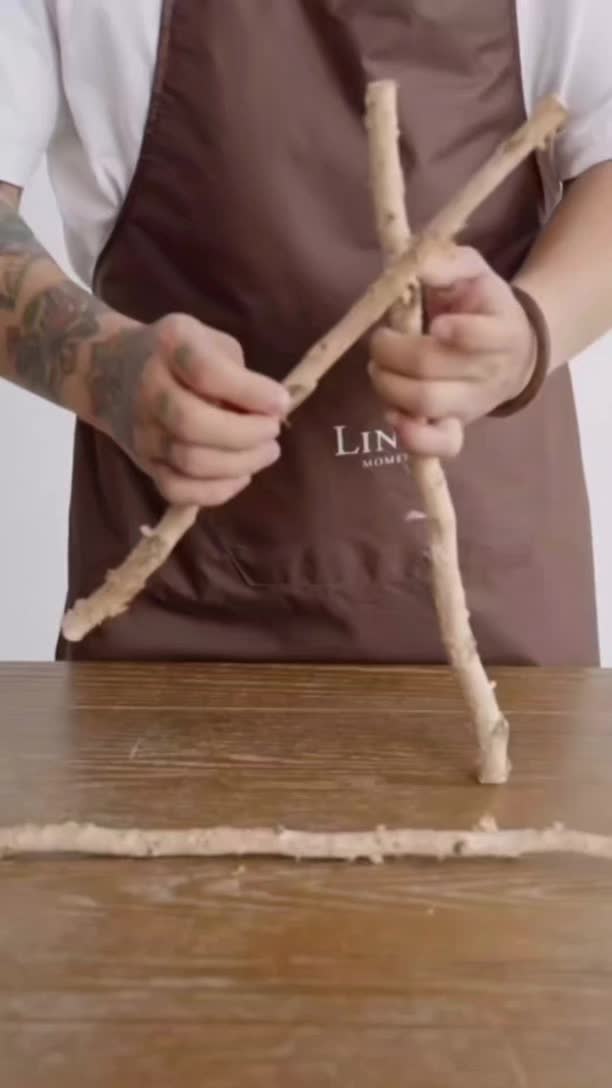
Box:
left=2, top=664, right=612, bottom=1086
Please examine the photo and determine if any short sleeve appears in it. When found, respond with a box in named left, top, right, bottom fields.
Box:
left=0, top=0, right=61, bottom=187
left=517, top=0, right=612, bottom=183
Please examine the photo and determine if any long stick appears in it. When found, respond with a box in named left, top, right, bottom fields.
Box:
left=1, top=820, right=611, bottom=862
left=61, top=505, right=199, bottom=639
left=365, top=81, right=509, bottom=784
left=61, top=95, right=567, bottom=644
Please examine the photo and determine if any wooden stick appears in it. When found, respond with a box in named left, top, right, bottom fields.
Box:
left=61, top=94, right=567, bottom=644
left=365, top=80, right=509, bottom=784
left=61, top=505, right=199, bottom=641
left=1, top=819, right=611, bottom=863
left=413, top=457, right=510, bottom=783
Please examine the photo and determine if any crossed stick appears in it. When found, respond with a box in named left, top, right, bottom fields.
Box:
left=61, top=90, right=566, bottom=788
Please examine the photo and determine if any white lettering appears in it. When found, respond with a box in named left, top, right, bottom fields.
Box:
left=361, top=431, right=372, bottom=455
left=334, top=425, right=360, bottom=456
left=362, top=452, right=411, bottom=470
left=375, top=429, right=397, bottom=453
left=334, top=424, right=410, bottom=468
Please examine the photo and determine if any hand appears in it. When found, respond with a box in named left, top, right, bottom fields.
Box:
left=368, top=245, right=537, bottom=458
left=88, top=313, right=290, bottom=506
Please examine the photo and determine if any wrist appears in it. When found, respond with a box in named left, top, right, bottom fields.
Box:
left=71, top=312, right=139, bottom=437
left=489, top=285, right=551, bottom=418
left=83, top=317, right=154, bottom=450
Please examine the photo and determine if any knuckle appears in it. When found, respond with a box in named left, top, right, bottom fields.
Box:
left=454, top=328, right=476, bottom=355
left=262, top=439, right=281, bottom=466
left=440, top=421, right=463, bottom=460
left=460, top=244, right=483, bottom=270
left=460, top=322, right=486, bottom=356
left=154, top=313, right=181, bottom=347
left=438, top=316, right=460, bottom=346
left=213, top=328, right=244, bottom=366
left=151, top=387, right=178, bottom=428
left=247, top=444, right=276, bottom=476
left=370, top=327, right=391, bottom=363
left=459, top=327, right=478, bottom=354
left=186, top=447, right=207, bottom=477
left=155, top=314, right=202, bottom=366
left=202, top=482, right=230, bottom=507
left=392, top=381, right=415, bottom=414
left=249, top=415, right=281, bottom=444
left=416, top=384, right=439, bottom=419
left=167, top=403, right=189, bottom=439
left=167, top=441, right=189, bottom=474
left=419, top=341, right=439, bottom=375
left=178, top=443, right=205, bottom=477
left=154, top=470, right=181, bottom=505
left=158, top=311, right=198, bottom=343
left=451, top=422, right=465, bottom=457
left=203, top=477, right=250, bottom=507
left=400, top=424, right=426, bottom=457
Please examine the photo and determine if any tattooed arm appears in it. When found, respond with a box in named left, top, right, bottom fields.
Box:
left=0, top=183, right=288, bottom=507
left=0, top=183, right=119, bottom=416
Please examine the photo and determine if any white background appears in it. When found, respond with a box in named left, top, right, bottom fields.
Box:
left=1, top=164, right=611, bottom=662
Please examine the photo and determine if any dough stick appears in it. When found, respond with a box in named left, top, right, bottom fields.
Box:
left=61, top=94, right=567, bottom=644
left=365, top=80, right=509, bottom=784
left=1, top=819, right=611, bottom=863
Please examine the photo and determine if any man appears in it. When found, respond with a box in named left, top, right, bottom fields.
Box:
left=0, top=1, right=611, bottom=663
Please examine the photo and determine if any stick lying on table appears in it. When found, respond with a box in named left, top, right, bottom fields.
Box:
left=1, top=819, right=611, bottom=862
left=365, top=79, right=509, bottom=784
left=61, top=94, right=567, bottom=645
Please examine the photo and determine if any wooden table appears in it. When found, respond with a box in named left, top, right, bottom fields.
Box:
left=2, top=663, right=612, bottom=1086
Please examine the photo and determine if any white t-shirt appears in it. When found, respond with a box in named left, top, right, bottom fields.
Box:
left=2, top=0, right=612, bottom=285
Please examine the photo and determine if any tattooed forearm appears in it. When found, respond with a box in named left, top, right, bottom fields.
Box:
left=7, top=285, right=101, bottom=402
left=0, top=193, right=140, bottom=424
left=0, top=257, right=36, bottom=311
left=0, top=189, right=158, bottom=449
left=0, top=197, right=47, bottom=311
left=0, top=196, right=104, bottom=407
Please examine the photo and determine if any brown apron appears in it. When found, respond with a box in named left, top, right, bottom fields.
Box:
left=57, top=0, right=599, bottom=665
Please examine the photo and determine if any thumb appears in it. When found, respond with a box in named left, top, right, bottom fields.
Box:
left=421, top=245, right=508, bottom=319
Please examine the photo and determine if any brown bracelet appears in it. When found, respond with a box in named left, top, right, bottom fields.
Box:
left=489, top=285, right=551, bottom=417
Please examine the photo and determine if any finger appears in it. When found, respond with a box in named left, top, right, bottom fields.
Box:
left=420, top=245, right=509, bottom=316
left=203, top=327, right=246, bottom=367
left=370, top=328, right=485, bottom=382
left=167, top=323, right=290, bottom=416
left=430, top=313, right=510, bottom=354
left=151, top=384, right=282, bottom=450
left=370, top=367, right=472, bottom=422
left=148, top=433, right=281, bottom=480
left=392, top=415, right=464, bottom=459
left=152, top=466, right=252, bottom=508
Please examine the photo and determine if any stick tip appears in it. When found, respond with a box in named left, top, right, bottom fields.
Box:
left=365, top=79, right=399, bottom=110
left=61, top=608, right=86, bottom=643
left=476, top=718, right=511, bottom=785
